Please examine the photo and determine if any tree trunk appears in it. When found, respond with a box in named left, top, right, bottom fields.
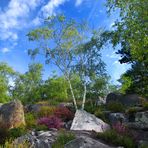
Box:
left=82, top=83, right=86, bottom=110
left=68, top=79, right=78, bottom=110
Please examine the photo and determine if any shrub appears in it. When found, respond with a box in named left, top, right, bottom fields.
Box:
left=36, top=101, right=50, bottom=105
left=94, top=109, right=106, bottom=121
left=37, top=106, right=56, bottom=118
left=8, top=127, right=27, bottom=140
left=97, top=129, right=135, bottom=148
left=52, top=130, right=75, bottom=148
left=25, top=113, right=37, bottom=129
left=107, top=102, right=124, bottom=112
left=126, top=107, right=137, bottom=114
left=54, top=107, right=74, bottom=122
left=38, top=116, right=63, bottom=129
left=1, top=140, right=29, bottom=148
left=142, top=101, right=148, bottom=110
left=34, top=125, right=49, bottom=131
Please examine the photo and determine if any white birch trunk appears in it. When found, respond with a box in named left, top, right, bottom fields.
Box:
left=82, top=83, right=86, bottom=110
left=68, top=79, right=78, bottom=110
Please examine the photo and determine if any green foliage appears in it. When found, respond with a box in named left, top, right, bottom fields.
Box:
left=97, top=129, right=135, bottom=148
left=126, top=107, right=138, bottom=115
left=94, top=109, right=106, bottom=121
left=0, top=62, right=15, bottom=103
left=107, top=102, right=125, bottom=112
left=11, top=63, right=43, bottom=104
left=119, top=62, right=148, bottom=98
left=52, top=130, right=75, bottom=148
left=34, top=125, right=49, bottom=131
left=43, top=75, right=68, bottom=101
left=142, top=101, right=148, bottom=110
left=8, top=127, right=27, bottom=140
left=25, top=113, right=37, bottom=129
left=106, top=0, right=148, bottom=98
left=106, top=0, right=148, bottom=64
left=37, top=106, right=56, bottom=118
left=1, top=140, right=29, bottom=148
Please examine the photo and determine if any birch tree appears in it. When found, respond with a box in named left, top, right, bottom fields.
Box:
left=27, top=15, right=82, bottom=110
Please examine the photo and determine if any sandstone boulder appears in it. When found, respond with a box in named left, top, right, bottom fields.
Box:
left=0, top=100, right=25, bottom=129
left=70, top=110, right=110, bottom=133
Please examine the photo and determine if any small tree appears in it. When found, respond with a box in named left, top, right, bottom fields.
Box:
left=74, top=30, right=109, bottom=109
left=11, top=63, right=43, bottom=103
left=27, top=15, right=82, bottom=109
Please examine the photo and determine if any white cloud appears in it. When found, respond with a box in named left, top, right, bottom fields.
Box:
left=111, top=61, right=131, bottom=84
left=0, top=0, right=42, bottom=41
left=1, top=47, right=10, bottom=53
left=106, top=51, right=120, bottom=59
left=41, top=0, right=68, bottom=18
left=75, top=0, right=84, bottom=6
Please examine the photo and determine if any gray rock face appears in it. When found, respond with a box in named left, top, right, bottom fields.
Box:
left=15, top=130, right=58, bottom=148
left=0, top=100, right=25, bottom=129
left=106, top=93, right=141, bottom=106
left=127, top=111, right=148, bottom=130
left=70, top=110, right=110, bottom=133
left=65, top=136, right=114, bottom=148
left=109, top=113, right=127, bottom=125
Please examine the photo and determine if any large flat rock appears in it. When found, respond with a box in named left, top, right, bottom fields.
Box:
left=65, top=136, right=114, bottom=148
left=70, top=110, right=110, bottom=133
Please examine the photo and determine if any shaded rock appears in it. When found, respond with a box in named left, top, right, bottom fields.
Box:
left=109, top=113, right=127, bottom=125
left=0, top=100, right=25, bottom=129
left=25, top=103, right=50, bottom=113
left=70, top=110, right=110, bottom=133
left=65, top=136, right=114, bottom=148
left=106, top=93, right=141, bottom=106
left=128, top=111, right=148, bottom=130
left=106, top=93, right=123, bottom=105
left=15, top=130, right=58, bottom=148
left=135, top=111, right=148, bottom=124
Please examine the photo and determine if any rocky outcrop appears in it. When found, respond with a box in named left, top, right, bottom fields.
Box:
left=127, top=111, right=148, bottom=130
left=15, top=129, right=58, bottom=148
left=70, top=110, right=110, bottom=133
left=109, top=113, right=127, bottom=125
left=65, top=136, right=114, bottom=148
left=106, top=93, right=141, bottom=106
left=0, top=100, right=25, bottom=129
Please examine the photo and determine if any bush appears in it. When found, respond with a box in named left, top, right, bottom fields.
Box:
left=34, top=125, right=49, bottom=131
left=126, top=107, right=137, bottom=114
left=97, top=129, right=135, bottom=148
left=94, top=109, right=106, bottom=121
left=54, top=107, right=74, bottom=122
left=107, top=102, right=124, bottom=112
left=38, top=116, right=63, bottom=129
left=1, top=139, right=29, bottom=148
left=37, top=106, right=56, bottom=118
left=52, top=130, right=75, bottom=148
left=8, top=127, right=27, bottom=140
left=25, top=113, right=37, bottom=129
left=142, top=101, right=148, bottom=110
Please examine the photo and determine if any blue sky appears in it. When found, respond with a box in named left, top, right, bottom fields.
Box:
left=0, top=0, right=130, bottom=84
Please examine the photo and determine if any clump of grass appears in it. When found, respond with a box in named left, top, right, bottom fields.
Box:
left=52, top=130, right=75, bottom=148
